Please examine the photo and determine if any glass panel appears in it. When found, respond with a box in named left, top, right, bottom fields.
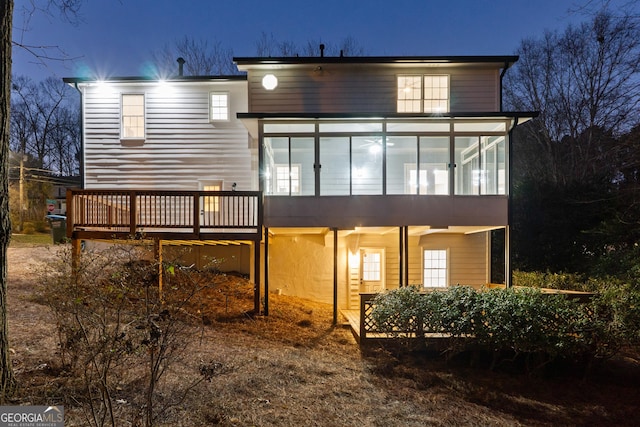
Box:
left=290, top=137, right=314, bottom=195
left=480, top=135, right=506, bottom=195
left=363, top=252, right=381, bottom=281
left=352, top=136, right=383, bottom=195
left=497, top=137, right=506, bottom=194
left=318, top=122, right=382, bottom=133
left=264, top=137, right=289, bottom=195
left=320, top=137, right=350, bottom=195
left=454, top=122, right=506, bottom=132
left=423, top=75, right=449, bottom=113
left=263, top=123, right=315, bottom=133
left=386, top=136, right=417, bottom=194
left=420, top=137, right=449, bottom=195
left=387, top=122, right=450, bottom=132
left=397, top=75, right=422, bottom=113
left=455, top=136, right=480, bottom=195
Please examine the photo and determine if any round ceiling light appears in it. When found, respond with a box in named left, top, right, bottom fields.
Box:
left=262, top=74, right=278, bottom=90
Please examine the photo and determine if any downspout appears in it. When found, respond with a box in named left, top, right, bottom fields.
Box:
left=499, top=61, right=511, bottom=112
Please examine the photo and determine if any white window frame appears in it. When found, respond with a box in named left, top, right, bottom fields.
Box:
left=210, top=92, right=230, bottom=121
left=274, top=163, right=301, bottom=195
left=397, top=74, right=449, bottom=114
left=423, top=249, right=448, bottom=288
left=121, top=93, right=145, bottom=140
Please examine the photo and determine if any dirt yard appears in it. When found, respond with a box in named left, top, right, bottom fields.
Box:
left=5, top=242, right=640, bottom=426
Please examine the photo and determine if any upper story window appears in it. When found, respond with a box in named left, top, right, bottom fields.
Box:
left=210, top=92, right=229, bottom=121
left=397, top=75, right=449, bottom=113
left=121, top=94, right=145, bottom=139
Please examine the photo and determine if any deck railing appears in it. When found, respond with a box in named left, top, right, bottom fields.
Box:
left=66, top=189, right=263, bottom=241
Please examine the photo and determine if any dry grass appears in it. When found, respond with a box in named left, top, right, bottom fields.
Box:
left=6, top=244, right=640, bottom=426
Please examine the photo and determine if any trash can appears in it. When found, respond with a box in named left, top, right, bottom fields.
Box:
left=46, top=214, right=67, bottom=244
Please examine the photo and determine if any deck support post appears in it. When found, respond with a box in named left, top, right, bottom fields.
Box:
left=403, top=226, right=409, bottom=286
left=398, top=227, right=404, bottom=286
left=332, top=227, right=338, bottom=326
left=154, top=239, right=163, bottom=301
left=261, top=227, right=268, bottom=315
left=253, top=234, right=262, bottom=314
left=71, top=238, right=82, bottom=277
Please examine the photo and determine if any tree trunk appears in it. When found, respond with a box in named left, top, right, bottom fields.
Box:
left=0, top=0, right=16, bottom=400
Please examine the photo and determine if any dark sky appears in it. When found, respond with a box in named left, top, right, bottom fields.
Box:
left=11, top=0, right=634, bottom=81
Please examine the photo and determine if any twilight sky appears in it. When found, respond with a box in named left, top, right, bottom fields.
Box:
left=11, top=0, right=636, bottom=81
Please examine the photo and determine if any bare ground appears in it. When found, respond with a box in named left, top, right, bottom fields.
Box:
left=5, top=243, right=640, bottom=426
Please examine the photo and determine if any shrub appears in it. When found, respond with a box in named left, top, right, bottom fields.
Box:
left=370, top=283, right=640, bottom=371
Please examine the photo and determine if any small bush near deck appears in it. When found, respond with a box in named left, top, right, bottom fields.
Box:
left=371, top=284, right=640, bottom=370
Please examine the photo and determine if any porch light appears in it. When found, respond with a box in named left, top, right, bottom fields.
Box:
left=262, top=74, right=278, bottom=90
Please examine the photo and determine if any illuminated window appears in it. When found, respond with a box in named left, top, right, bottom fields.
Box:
left=397, top=75, right=422, bottom=113
left=121, top=94, right=145, bottom=139
left=423, top=75, right=449, bottom=113
left=397, top=75, right=449, bottom=113
left=363, top=252, right=381, bottom=281
left=423, top=249, right=447, bottom=287
left=274, top=164, right=300, bottom=195
left=210, top=92, right=229, bottom=121
left=203, top=182, right=222, bottom=212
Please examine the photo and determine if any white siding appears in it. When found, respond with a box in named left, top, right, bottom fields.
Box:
left=82, top=80, right=255, bottom=191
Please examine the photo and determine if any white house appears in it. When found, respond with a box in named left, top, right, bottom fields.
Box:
left=64, top=53, right=536, bottom=319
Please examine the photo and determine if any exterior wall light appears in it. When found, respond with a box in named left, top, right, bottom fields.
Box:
left=262, top=74, right=278, bottom=90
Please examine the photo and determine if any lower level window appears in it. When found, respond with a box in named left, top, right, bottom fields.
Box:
left=423, top=249, right=447, bottom=287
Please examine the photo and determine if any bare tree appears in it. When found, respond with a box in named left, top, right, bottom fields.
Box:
left=1, top=0, right=16, bottom=401
left=152, top=36, right=238, bottom=76
left=504, top=10, right=640, bottom=185
left=1, top=0, right=84, bottom=400
left=10, top=75, right=79, bottom=172
left=255, top=31, right=366, bottom=57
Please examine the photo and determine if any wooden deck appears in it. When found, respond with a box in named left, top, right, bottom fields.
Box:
left=66, top=189, right=263, bottom=241
left=341, top=310, right=361, bottom=341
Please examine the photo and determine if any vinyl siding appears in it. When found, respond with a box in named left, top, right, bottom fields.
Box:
left=247, top=65, right=500, bottom=113
left=82, top=80, right=255, bottom=191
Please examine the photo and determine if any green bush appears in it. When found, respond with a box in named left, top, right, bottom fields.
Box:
left=370, top=284, right=640, bottom=369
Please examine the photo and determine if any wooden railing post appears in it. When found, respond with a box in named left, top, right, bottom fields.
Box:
left=360, top=294, right=367, bottom=344
left=193, top=192, right=200, bottom=238
left=129, top=191, right=137, bottom=237
left=66, top=189, right=74, bottom=239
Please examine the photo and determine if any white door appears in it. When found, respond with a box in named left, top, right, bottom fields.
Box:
left=360, top=248, right=385, bottom=293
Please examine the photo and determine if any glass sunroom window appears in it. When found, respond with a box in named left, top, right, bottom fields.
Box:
left=264, top=137, right=313, bottom=195
left=420, top=137, right=450, bottom=195
left=455, top=135, right=506, bottom=195
left=320, top=137, right=350, bottom=195
left=387, top=136, right=417, bottom=194
left=352, top=137, right=383, bottom=195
